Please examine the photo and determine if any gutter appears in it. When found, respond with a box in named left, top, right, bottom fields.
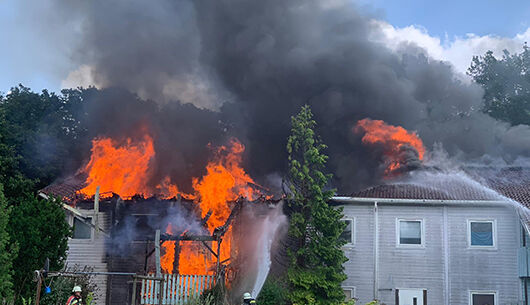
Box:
left=332, top=196, right=508, bottom=206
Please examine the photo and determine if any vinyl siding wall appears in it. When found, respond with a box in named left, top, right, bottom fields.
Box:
left=341, top=202, right=521, bottom=305
left=65, top=210, right=110, bottom=305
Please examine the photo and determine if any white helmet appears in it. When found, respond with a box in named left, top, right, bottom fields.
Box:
left=72, top=286, right=82, bottom=293
left=243, top=292, right=252, bottom=300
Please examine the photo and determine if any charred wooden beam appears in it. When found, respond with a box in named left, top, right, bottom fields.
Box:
left=160, top=234, right=216, bottom=241
left=201, top=241, right=218, bottom=258
left=201, top=210, right=213, bottom=226
left=172, top=241, right=180, bottom=274
left=213, top=200, right=242, bottom=239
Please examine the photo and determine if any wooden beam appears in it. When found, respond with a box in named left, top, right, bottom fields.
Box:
left=201, top=241, right=218, bottom=258
left=161, top=235, right=215, bottom=241
left=34, top=271, right=42, bottom=305
left=173, top=241, right=180, bottom=274
left=155, top=230, right=161, bottom=277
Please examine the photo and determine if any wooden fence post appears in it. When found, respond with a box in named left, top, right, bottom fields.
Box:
left=34, top=271, right=42, bottom=305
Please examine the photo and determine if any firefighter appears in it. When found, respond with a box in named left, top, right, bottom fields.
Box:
left=242, top=292, right=256, bottom=304
left=66, top=286, right=82, bottom=305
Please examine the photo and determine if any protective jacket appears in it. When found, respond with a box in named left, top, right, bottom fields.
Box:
left=65, top=295, right=82, bottom=305
left=243, top=299, right=256, bottom=305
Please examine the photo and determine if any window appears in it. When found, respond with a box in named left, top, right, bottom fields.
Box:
left=340, top=219, right=354, bottom=246
left=73, top=217, right=92, bottom=239
left=396, top=289, right=427, bottom=305
left=470, top=291, right=496, bottom=305
left=342, top=286, right=355, bottom=301
left=398, top=219, right=423, bottom=246
left=468, top=220, right=496, bottom=247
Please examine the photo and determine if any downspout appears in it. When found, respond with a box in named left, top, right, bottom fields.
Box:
left=374, top=201, right=379, bottom=300
left=443, top=206, right=449, bottom=305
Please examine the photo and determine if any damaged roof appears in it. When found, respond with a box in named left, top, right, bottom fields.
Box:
left=39, top=174, right=86, bottom=202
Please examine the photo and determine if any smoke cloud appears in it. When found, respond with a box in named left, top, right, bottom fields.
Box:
left=50, top=0, right=530, bottom=193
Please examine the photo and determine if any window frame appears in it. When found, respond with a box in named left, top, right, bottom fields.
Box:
left=469, top=290, right=497, bottom=305
left=467, top=219, right=497, bottom=249
left=340, top=218, right=355, bottom=247
left=70, top=215, right=94, bottom=242
left=396, top=218, right=425, bottom=248
left=342, top=286, right=356, bottom=301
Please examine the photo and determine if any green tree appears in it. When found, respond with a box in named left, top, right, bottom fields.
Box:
left=468, top=44, right=530, bottom=125
left=286, top=105, right=348, bottom=305
left=0, top=99, right=35, bottom=202
left=8, top=195, right=71, bottom=302
left=257, top=278, right=287, bottom=305
left=0, top=86, right=82, bottom=303
left=0, top=86, right=80, bottom=189
left=0, top=184, right=16, bottom=301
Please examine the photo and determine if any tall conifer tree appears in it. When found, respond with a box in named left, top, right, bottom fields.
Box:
left=286, top=105, right=348, bottom=305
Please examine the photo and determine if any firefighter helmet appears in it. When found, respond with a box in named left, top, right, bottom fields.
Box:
left=243, top=292, right=252, bottom=300
left=72, top=286, right=82, bottom=293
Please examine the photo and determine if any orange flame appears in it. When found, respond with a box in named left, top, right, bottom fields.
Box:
left=79, top=135, right=182, bottom=199
left=173, top=139, right=256, bottom=275
left=79, top=133, right=258, bottom=276
left=355, top=118, right=425, bottom=175
left=161, top=224, right=176, bottom=273
left=79, top=135, right=155, bottom=198
left=193, top=139, right=256, bottom=232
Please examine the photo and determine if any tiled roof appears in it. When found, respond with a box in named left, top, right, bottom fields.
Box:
left=350, top=183, right=495, bottom=201
left=39, top=175, right=86, bottom=202
left=465, top=167, right=530, bottom=208
left=348, top=167, right=530, bottom=207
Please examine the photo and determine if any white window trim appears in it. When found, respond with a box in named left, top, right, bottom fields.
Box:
left=396, top=288, right=427, bottom=305
left=341, top=218, right=356, bottom=248
left=70, top=214, right=94, bottom=242
left=342, top=286, right=356, bottom=300
left=469, top=290, right=497, bottom=305
left=467, top=219, right=497, bottom=249
left=396, top=218, right=425, bottom=248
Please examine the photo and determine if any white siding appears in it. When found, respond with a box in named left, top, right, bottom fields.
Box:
left=341, top=202, right=522, bottom=305
left=342, top=205, right=375, bottom=304
left=378, top=205, right=445, bottom=305
left=66, top=210, right=110, bottom=305
left=447, top=206, right=520, bottom=305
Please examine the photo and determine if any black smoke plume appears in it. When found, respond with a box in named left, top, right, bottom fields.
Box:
left=48, top=0, right=530, bottom=193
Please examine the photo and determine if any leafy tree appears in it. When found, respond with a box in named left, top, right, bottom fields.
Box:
left=0, top=103, right=35, bottom=202
left=257, top=278, right=287, bottom=305
left=0, top=86, right=80, bottom=189
left=0, top=184, right=16, bottom=302
left=8, top=195, right=71, bottom=302
left=468, top=44, right=530, bottom=125
left=286, top=105, right=348, bottom=305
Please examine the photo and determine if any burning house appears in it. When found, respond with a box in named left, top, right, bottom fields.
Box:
left=38, top=134, right=286, bottom=305
left=37, top=111, right=530, bottom=305
left=21, top=1, right=530, bottom=305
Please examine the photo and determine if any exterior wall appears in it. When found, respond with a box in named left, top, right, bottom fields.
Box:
left=342, top=205, right=375, bottom=303
left=341, top=201, right=521, bottom=305
left=377, top=205, right=445, bottom=305
left=65, top=210, right=110, bottom=305
left=447, top=205, right=520, bottom=305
